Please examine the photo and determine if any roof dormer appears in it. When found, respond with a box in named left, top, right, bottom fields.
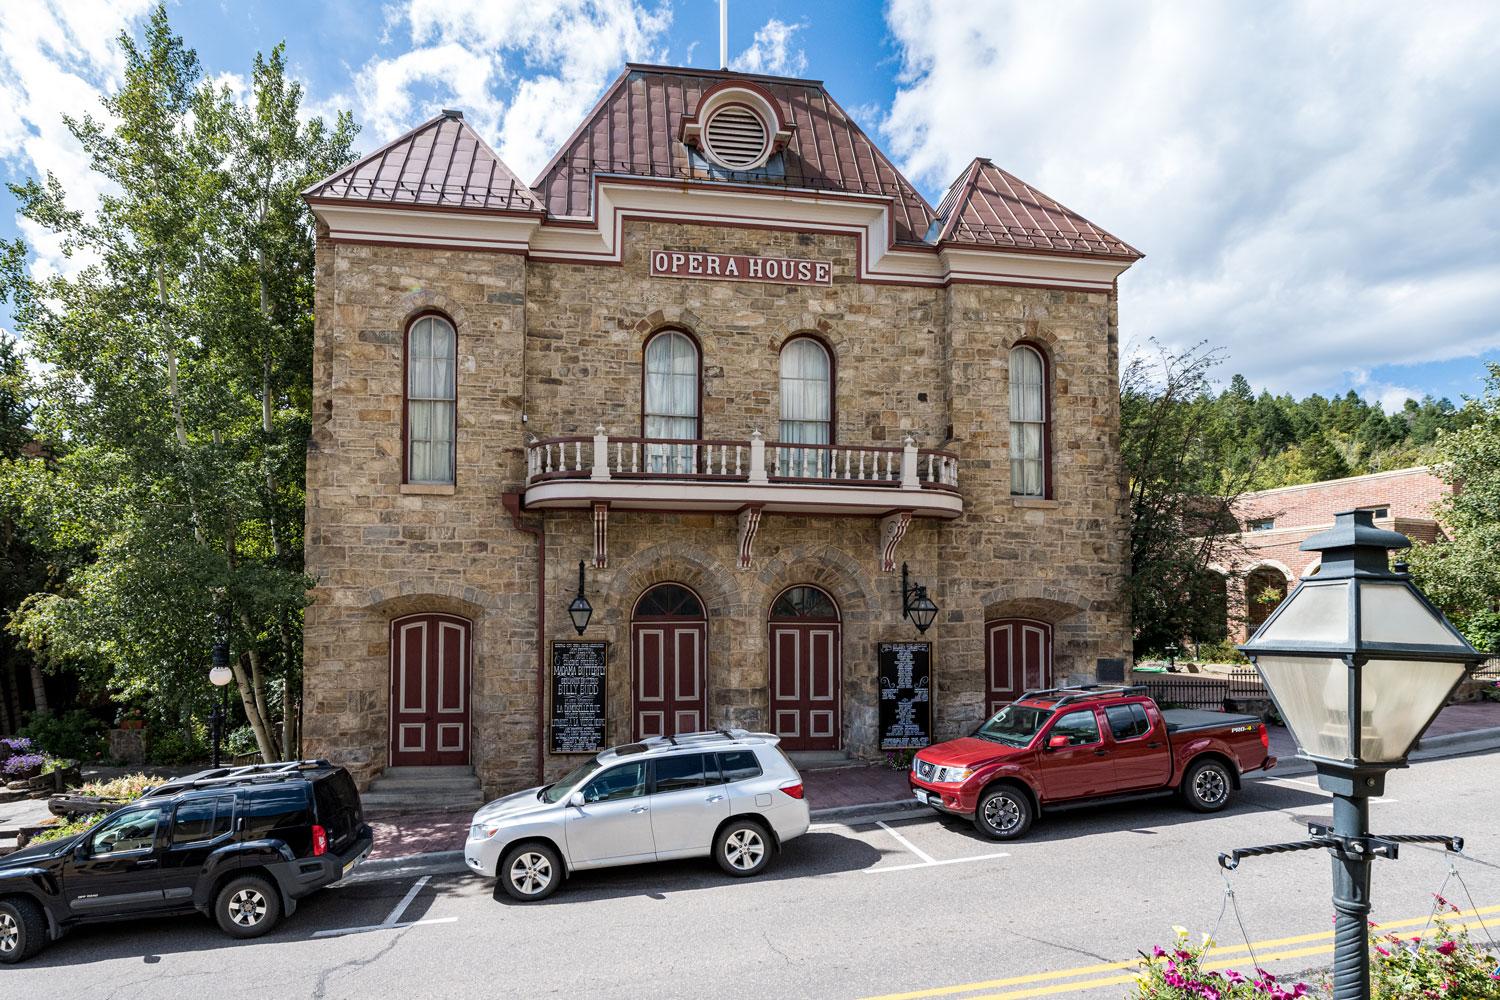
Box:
left=679, top=80, right=793, bottom=172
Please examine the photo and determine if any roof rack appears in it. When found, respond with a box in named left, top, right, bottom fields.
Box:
left=144, top=759, right=336, bottom=797
left=1016, top=685, right=1146, bottom=709
left=638, top=730, right=752, bottom=750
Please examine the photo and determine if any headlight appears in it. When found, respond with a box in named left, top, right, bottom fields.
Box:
left=937, top=766, right=973, bottom=783
left=469, top=823, right=500, bottom=840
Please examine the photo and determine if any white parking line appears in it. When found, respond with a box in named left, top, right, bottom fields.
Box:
left=866, top=852, right=1010, bottom=874
left=310, top=875, right=459, bottom=939
left=384, top=876, right=430, bottom=926
left=876, top=821, right=937, bottom=864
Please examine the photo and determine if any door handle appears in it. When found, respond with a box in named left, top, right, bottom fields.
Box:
left=1092, top=748, right=1109, bottom=757
left=134, top=859, right=159, bottom=868
left=1147, top=742, right=1163, bottom=749
left=706, top=794, right=725, bottom=803
left=630, top=805, right=649, bottom=813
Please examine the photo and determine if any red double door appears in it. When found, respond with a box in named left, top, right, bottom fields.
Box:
left=768, top=622, right=842, bottom=750
left=986, top=618, right=1053, bottom=715
left=631, top=621, right=708, bottom=738
left=389, top=613, right=471, bottom=766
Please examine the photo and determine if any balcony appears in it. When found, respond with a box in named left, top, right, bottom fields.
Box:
left=523, top=429, right=962, bottom=520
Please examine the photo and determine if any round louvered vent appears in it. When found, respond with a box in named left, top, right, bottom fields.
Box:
left=703, top=105, right=769, bottom=168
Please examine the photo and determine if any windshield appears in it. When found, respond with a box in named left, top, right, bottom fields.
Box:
left=976, top=704, right=1055, bottom=748
left=540, top=758, right=601, bottom=803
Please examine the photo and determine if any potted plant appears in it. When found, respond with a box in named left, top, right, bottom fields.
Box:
left=116, top=709, right=145, bottom=731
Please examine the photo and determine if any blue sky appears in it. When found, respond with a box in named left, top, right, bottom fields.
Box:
left=3, top=0, right=1497, bottom=409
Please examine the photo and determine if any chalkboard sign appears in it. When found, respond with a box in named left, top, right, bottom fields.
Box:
left=878, top=641, right=932, bottom=750
left=551, top=641, right=608, bottom=754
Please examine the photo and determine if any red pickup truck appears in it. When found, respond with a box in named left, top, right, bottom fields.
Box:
left=910, top=685, right=1276, bottom=840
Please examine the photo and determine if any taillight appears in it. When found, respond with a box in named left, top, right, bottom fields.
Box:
left=1260, top=726, right=1270, bottom=752
left=778, top=780, right=805, bottom=800
left=311, top=824, right=329, bottom=857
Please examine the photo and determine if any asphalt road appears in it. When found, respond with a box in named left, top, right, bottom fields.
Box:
left=11, top=750, right=1500, bottom=999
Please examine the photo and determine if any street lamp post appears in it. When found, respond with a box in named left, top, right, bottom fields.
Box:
left=1233, top=510, right=1483, bottom=1000
left=208, top=613, right=233, bottom=769
left=567, top=561, right=593, bottom=636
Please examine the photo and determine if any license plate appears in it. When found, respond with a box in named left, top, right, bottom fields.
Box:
left=913, top=789, right=930, bottom=805
left=342, top=852, right=366, bottom=877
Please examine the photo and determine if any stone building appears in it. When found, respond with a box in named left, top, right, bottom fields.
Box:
left=300, top=64, right=1142, bottom=796
left=1222, top=467, right=1449, bottom=640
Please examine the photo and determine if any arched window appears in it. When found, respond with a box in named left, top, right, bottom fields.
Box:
left=643, top=330, right=700, bottom=473
left=780, top=337, right=832, bottom=477
left=406, top=314, right=457, bottom=484
left=1009, top=344, right=1049, bottom=498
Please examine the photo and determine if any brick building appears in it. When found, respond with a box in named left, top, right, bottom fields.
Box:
left=1223, top=467, right=1449, bottom=639
left=299, top=64, right=1142, bottom=795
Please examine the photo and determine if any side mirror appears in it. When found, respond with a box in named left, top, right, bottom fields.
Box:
left=73, top=841, right=90, bottom=861
left=1046, top=734, right=1070, bottom=750
left=568, top=791, right=585, bottom=808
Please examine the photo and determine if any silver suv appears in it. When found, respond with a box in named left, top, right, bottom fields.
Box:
left=465, top=730, right=810, bottom=901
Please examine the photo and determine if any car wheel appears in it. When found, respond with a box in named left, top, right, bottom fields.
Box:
left=1183, top=759, right=1234, bottom=813
left=500, top=843, right=563, bottom=902
left=0, top=897, right=47, bottom=964
left=214, top=875, right=282, bottom=938
left=714, top=819, right=772, bottom=877
left=973, top=785, right=1034, bottom=841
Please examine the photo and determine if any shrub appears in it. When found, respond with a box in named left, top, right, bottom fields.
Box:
left=0, top=736, right=35, bottom=754
left=1357, top=900, right=1500, bottom=999
left=18, top=710, right=108, bottom=761
left=29, top=812, right=106, bottom=846
left=1131, top=928, right=1310, bottom=998
left=1193, top=640, right=1251, bottom=665
left=145, top=719, right=207, bottom=765
left=72, top=773, right=159, bottom=800
left=3, top=753, right=46, bottom=776
left=224, top=725, right=259, bottom=758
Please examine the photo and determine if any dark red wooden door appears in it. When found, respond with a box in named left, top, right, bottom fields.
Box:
left=986, top=618, right=1053, bottom=715
left=768, top=586, right=842, bottom=751
left=631, top=621, right=707, bottom=738
left=389, top=613, right=471, bottom=766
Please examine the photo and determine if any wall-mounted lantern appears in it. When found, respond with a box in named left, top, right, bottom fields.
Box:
left=901, top=562, right=939, bottom=634
left=568, top=561, right=593, bottom=635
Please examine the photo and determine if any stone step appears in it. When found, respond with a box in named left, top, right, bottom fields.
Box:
left=367, top=776, right=482, bottom=794
left=785, top=750, right=855, bottom=771
left=379, top=765, right=475, bottom=778
left=361, top=791, right=485, bottom=815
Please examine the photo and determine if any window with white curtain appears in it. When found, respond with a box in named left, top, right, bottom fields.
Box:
left=1009, top=344, right=1048, bottom=497
left=779, top=337, right=832, bottom=477
left=643, top=330, right=700, bottom=474
left=406, top=315, right=457, bottom=485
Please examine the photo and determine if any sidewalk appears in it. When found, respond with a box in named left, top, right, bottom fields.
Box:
left=358, top=698, right=1500, bottom=867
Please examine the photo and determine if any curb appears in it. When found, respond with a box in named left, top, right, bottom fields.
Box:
left=809, top=798, right=925, bottom=823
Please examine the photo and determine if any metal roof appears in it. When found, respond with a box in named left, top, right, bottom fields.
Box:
left=530, top=64, right=939, bottom=245
left=303, top=111, right=543, bottom=215
left=931, top=158, right=1141, bottom=260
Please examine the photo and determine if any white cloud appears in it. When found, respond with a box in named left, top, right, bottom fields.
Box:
left=0, top=0, right=154, bottom=277
left=731, top=18, right=808, bottom=78
left=881, top=0, right=1500, bottom=398
left=349, top=0, right=672, bottom=181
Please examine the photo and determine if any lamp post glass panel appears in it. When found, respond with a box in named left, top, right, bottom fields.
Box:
left=1238, top=510, right=1483, bottom=1000
left=569, top=561, right=593, bottom=635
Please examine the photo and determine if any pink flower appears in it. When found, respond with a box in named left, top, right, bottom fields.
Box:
left=1152, top=945, right=1166, bottom=958
left=1437, top=939, right=1457, bottom=956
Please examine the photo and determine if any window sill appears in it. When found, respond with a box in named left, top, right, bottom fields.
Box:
left=400, top=483, right=456, bottom=496
left=1011, top=497, right=1059, bottom=509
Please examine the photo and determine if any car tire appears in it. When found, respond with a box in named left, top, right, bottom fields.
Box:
left=714, top=819, right=772, bottom=878
left=214, top=875, right=282, bottom=938
left=1182, top=758, right=1234, bottom=813
left=0, top=897, right=47, bottom=964
left=973, top=785, right=1034, bottom=841
left=500, top=842, right=563, bottom=902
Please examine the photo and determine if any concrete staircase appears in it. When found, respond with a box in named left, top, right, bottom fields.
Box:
left=361, top=765, right=484, bottom=816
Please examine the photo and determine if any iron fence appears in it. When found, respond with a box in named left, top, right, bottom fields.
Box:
left=1138, top=670, right=1268, bottom=713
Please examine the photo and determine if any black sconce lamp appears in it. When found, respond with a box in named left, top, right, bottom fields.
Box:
left=568, top=561, right=593, bottom=635
left=900, top=562, right=939, bottom=634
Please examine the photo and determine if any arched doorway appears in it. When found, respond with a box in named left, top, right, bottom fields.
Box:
left=1245, top=566, right=1289, bottom=635
left=389, top=613, right=471, bottom=766
left=767, top=585, right=842, bottom=751
left=631, top=583, right=708, bottom=739
left=985, top=618, right=1052, bottom=714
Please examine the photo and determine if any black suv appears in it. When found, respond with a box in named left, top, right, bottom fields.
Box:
left=0, top=760, right=372, bottom=963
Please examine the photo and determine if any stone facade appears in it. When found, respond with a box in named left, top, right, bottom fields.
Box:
left=303, top=215, right=1132, bottom=795
left=300, top=65, right=1140, bottom=797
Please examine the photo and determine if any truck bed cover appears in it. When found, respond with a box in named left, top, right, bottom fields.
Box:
left=1162, top=708, right=1261, bottom=735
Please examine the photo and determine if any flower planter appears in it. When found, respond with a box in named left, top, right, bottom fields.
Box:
left=48, top=794, right=128, bottom=820
left=118, top=720, right=145, bottom=730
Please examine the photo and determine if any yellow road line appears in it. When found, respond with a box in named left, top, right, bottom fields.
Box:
left=860, top=905, right=1500, bottom=1000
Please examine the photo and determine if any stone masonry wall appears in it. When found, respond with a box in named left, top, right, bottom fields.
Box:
left=303, top=216, right=1132, bottom=797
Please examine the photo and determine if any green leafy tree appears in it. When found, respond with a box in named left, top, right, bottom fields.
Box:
left=1, top=7, right=355, bottom=760
left=1408, top=363, right=1500, bottom=653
